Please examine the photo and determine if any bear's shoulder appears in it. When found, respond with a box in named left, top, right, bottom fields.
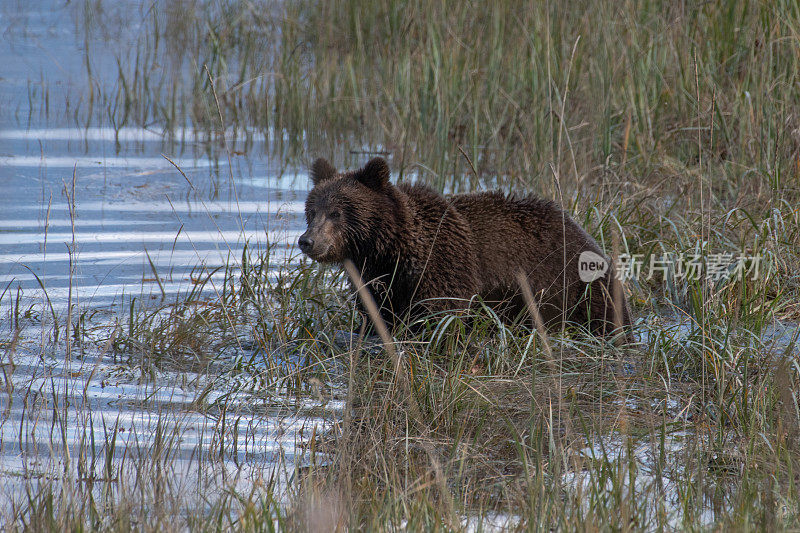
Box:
left=394, top=182, right=457, bottom=214
left=396, top=181, right=440, bottom=200
left=450, top=190, right=559, bottom=217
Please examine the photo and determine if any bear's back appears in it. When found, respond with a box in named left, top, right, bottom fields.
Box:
left=448, top=192, right=585, bottom=292
left=449, top=191, right=630, bottom=337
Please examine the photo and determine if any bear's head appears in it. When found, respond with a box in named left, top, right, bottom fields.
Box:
left=298, top=157, right=393, bottom=263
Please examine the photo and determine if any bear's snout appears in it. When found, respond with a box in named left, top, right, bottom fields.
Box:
left=298, top=222, right=339, bottom=261
left=298, top=234, right=314, bottom=253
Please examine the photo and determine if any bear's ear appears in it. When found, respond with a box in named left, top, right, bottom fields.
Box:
left=356, top=157, right=390, bottom=190
left=310, top=158, right=337, bottom=185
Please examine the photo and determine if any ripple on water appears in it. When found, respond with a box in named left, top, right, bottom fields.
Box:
left=1, top=126, right=308, bottom=309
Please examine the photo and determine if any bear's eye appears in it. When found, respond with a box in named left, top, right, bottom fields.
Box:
left=329, top=210, right=341, bottom=220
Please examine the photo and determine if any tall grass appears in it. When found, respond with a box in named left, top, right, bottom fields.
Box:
left=73, top=1, right=800, bottom=189
left=3, top=0, right=800, bottom=529
left=65, top=0, right=800, bottom=307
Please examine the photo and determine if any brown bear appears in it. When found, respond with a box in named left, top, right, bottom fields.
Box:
left=298, top=157, right=632, bottom=341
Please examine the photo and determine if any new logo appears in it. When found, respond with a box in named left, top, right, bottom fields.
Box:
left=578, top=251, right=608, bottom=282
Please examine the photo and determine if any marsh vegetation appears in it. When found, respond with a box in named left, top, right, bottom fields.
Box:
left=2, top=0, right=800, bottom=530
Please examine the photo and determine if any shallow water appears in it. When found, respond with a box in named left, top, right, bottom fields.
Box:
left=0, top=124, right=309, bottom=309
left=0, top=339, right=341, bottom=514
left=0, top=0, right=327, bottom=516
left=1, top=1, right=313, bottom=309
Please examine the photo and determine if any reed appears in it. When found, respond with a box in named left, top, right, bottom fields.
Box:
left=2, top=0, right=799, bottom=529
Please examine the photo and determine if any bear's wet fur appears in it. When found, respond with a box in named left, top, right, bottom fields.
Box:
left=299, top=157, right=632, bottom=341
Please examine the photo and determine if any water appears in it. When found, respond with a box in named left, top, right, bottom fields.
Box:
left=1, top=125, right=310, bottom=308
left=0, top=1, right=307, bottom=315
left=0, top=1, right=330, bottom=516
left=1, top=348, right=342, bottom=507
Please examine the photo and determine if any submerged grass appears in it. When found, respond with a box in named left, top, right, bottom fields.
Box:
left=5, top=245, right=797, bottom=530
left=2, top=0, right=800, bottom=530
